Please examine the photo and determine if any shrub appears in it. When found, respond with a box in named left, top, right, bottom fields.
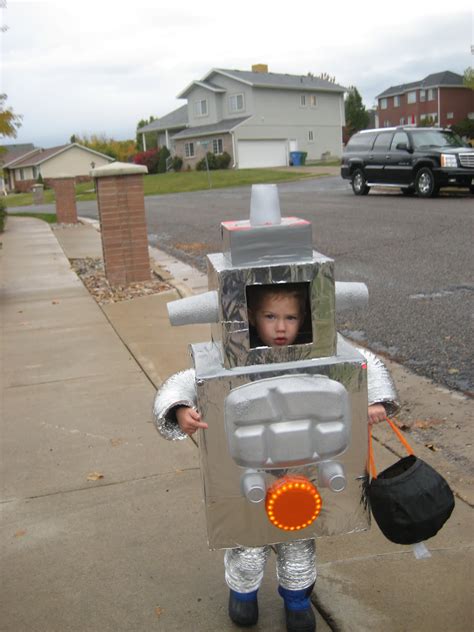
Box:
left=0, top=196, right=7, bottom=233
left=196, top=151, right=231, bottom=171
left=172, top=156, right=183, bottom=171
left=133, top=149, right=160, bottom=174
left=216, top=151, right=231, bottom=169
left=451, top=117, right=474, bottom=141
left=157, top=146, right=171, bottom=173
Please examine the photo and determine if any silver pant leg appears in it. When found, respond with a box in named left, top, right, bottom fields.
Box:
left=224, top=545, right=271, bottom=593
left=275, top=539, right=316, bottom=590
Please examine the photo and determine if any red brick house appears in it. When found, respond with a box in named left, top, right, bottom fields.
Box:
left=375, top=71, right=474, bottom=129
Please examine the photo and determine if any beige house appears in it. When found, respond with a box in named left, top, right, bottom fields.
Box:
left=3, top=143, right=114, bottom=192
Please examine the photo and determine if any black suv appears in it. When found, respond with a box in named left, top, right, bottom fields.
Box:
left=341, top=127, right=474, bottom=197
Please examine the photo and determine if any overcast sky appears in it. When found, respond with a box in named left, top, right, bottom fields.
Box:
left=1, top=0, right=473, bottom=147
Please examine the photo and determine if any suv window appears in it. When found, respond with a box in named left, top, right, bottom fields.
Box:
left=373, top=132, right=393, bottom=150
left=347, top=132, right=376, bottom=151
left=409, top=130, right=465, bottom=150
left=391, top=132, right=409, bottom=150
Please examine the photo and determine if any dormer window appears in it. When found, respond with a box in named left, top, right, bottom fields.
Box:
left=194, top=99, right=208, bottom=117
left=229, top=93, right=244, bottom=113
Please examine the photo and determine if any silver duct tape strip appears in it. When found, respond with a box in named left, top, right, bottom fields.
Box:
left=224, top=546, right=271, bottom=592
left=152, top=369, right=196, bottom=441
left=275, top=539, right=317, bottom=590
left=346, top=338, right=400, bottom=415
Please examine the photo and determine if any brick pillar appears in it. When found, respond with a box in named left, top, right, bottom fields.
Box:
left=91, top=162, right=150, bottom=286
left=52, top=177, right=78, bottom=223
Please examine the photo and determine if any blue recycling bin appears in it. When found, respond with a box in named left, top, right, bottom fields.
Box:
left=290, top=151, right=303, bottom=166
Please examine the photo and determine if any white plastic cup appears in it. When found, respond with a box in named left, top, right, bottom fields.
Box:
left=249, top=184, right=282, bottom=226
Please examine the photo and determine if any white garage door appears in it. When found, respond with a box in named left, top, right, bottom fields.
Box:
left=238, top=140, right=288, bottom=169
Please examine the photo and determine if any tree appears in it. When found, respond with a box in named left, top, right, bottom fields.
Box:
left=419, top=115, right=437, bottom=127
left=71, top=133, right=137, bottom=162
left=463, top=66, right=474, bottom=90
left=0, top=94, right=22, bottom=138
left=136, top=116, right=158, bottom=151
left=344, top=86, right=369, bottom=138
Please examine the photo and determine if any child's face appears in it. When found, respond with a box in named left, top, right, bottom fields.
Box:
left=249, top=294, right=303, bottom=347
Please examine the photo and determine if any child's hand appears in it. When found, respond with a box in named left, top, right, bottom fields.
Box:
left=368, top=404, right=386, bottom=426
left=176, top=406, right=208, bottom=436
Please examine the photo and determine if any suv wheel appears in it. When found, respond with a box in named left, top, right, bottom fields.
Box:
left=415, top=167, right=439, bottom=198
left=351, top=169, right=370, bottom=195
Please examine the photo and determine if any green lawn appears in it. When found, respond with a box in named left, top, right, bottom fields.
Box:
left=8, top=211, right=57, bottom=223
left=4, top=167, right=318, bottom=207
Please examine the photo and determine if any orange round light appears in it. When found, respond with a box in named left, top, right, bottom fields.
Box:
left=265, top=475, right=322, bottom=531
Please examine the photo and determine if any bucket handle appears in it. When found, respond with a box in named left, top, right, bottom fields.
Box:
left=369, top=417, right=415, bottom=479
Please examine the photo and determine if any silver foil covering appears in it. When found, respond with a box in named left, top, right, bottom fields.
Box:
left=275, top=540, right=316, bottom=590
left=207, top=253, right=337, bottom=369
left=152, top=369, right=196, bottom=441
left=224, top=540, right=316, bottom=592
left=224, top=546, right=271, bottom=592
left=347, top=338, right=400, bottom=415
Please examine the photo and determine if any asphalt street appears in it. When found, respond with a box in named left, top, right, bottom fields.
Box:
left=19, top=176, right=474, bottom=393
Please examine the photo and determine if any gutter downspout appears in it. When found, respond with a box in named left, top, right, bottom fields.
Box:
left=165, top=129, right=170, bottom=149
left=231, top=130, right=237, bottom=169
left=437, top=88, right=441, bottom=126
left=142, top=132, right=147, bottom=151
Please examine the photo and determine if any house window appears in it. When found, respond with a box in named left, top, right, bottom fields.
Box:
left=420, top=90, right=426, bottom=102
left=428, top=88, right=436, bottom=101
left=446, top=112, right=454, bottom=120
left=229, top=93, right=244, bottom=112
left=407, top=91, right=417, bottom=104
left=19, top=169, right=24, bottom=180
left=308, top=130, right=314, bottom=142
left=393, top=95, right=400, bottom=107
left=213, top=138, right=224, bottom=154
left=32, top=166, right=38, bottom=179
left=184, top=142, right=195, bottom=158
left=383, top=120, right=391, bottom=127
left=300, top=95, right=307, bottom=107
left=380, top=98, right=387, bottom=110
left=194, top=99, right=208, bottom=117
left=310, top=95, right=317, bottom=107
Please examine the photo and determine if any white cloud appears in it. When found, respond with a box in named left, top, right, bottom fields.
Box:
left=1, top=0, right=472, bottom=145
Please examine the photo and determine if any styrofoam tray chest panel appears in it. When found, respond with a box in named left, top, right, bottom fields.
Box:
left=225, top=374, right=351, bottom=469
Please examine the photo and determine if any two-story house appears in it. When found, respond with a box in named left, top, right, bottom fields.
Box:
left=375, top=71, right=474, bottom=129
left=138, top=65, right=346, bottom=169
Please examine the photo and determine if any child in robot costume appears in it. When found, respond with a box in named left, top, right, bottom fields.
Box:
left=153, top=282, right=399, bottom=632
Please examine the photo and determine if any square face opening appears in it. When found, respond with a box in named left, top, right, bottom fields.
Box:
left=246, top=282, right=313, bottom=349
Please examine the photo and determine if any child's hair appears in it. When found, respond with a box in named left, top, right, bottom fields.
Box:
left=246, top=283, right=308, bottom=317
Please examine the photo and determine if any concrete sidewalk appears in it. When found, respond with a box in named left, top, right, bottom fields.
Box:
left=1, top=217, right=472, bottom=632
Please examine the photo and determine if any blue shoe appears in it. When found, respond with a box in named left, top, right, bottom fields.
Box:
left=278, top=585, right=316, bottom=632
left=228, top=589, right=259, bottom=627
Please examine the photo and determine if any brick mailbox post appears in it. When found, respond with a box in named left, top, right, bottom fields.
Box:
left=90, top=162, right=150, bottom=286
left=52, top=177, right=78, bottom=223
